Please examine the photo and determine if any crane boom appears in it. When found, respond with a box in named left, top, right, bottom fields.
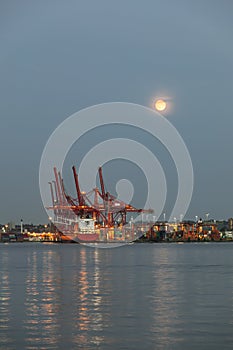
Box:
left=53, top=167, right=63, bottom=205
left=98, top=167, right=106, bottom=199
left=72, top=166, right=84, bottom=206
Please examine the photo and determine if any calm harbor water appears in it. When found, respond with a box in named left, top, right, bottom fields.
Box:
left=0, top=242, right=233, bottom=349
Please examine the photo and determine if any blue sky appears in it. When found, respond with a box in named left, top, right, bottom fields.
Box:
left=0, top=0, right=232, bottom=223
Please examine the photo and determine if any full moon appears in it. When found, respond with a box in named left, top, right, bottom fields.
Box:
left=155, top=99, right=167, bottom=111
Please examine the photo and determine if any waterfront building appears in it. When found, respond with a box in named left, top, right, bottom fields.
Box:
left=228, top=218, right=233, bottom=231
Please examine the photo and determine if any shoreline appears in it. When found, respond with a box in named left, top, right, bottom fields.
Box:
left=1, top=239, right=233, bottom=244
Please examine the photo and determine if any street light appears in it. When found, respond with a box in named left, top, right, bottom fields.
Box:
left=48, top=217, right=53, bottom=233
left=20, top=219, right=23, bottom=234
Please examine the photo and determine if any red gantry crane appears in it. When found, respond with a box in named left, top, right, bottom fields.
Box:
left=48, top=165, right=153, bottom=230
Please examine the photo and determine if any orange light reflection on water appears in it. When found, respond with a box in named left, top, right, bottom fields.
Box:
left=72, top=248, right=105, bottom=347
left=150, top=248, right=183, bottom=347
left=24, top=250, right=61, bottom=347
left=0, top=251, right=12, bottom=348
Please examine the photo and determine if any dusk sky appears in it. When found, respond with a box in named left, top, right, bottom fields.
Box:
left=0, top=0, right=233, bottom=224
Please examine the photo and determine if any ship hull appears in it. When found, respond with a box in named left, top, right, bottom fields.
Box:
left=75, top=233, right=99, bottom=242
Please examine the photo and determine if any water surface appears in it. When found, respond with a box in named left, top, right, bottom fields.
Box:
left=0, top=242, right=233, bottom=349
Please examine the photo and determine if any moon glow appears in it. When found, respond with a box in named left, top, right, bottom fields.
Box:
left=155, top=99, right=167, bottom=111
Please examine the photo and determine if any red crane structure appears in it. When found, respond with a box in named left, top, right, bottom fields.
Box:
left=48, top=165, right=153, bottom=242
